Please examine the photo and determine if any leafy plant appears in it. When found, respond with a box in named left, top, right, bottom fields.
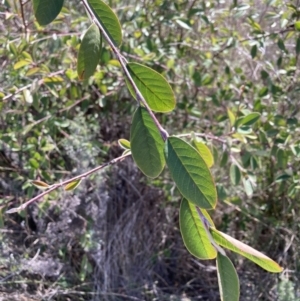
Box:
left=5, top=0, right=287, bottom=300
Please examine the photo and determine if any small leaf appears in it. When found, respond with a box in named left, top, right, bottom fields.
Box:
left=296, top=37, right=300, bottom=55
left=242, top=177, right=253, bottom=196
left=77, top=23, right=102, bottom=80
left=180, top=199, right=217, bottom=259
left=118, top=139, right=131, bottom=150
left=277, top=38, right=287, bottom=53
left=130, top=107, right=165, bottom=178
left=295, top=21, right=300, bottom=31
left=230, top=164, right=241, bottom=185
left=31, top=180, right=50, bottom=190
left=191, top=137, right=214, bottom=168
left=87, top=0, right=122, bottom=46
left=13, top=59, right=31, bottom=70
left=164, top=137, right=217, bottom=209
left=251, top=44, right=257, bottom=58
left=33, top=0, right=64, bottom=26
left=217, top=253, right=240, bottom=301
left=127, top=62, right=176, bottom=113
left=235, top=112, right=261, bottom=127
left=65, top=179, right=82, bottom=191
left=211, top=228, right=283, bottom=273
left=227, top=108, right=236, bottom=127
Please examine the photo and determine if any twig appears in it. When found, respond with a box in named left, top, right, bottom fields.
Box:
left=6, top=152, right=131, bottom=214
left=19, top=0, right=28, bottom=34
left=81, top=0, right=169, bottom=141
left=177, top=132, right=227, bottom=144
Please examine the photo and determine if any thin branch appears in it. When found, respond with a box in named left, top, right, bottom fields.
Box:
left=19, top=0, right=28, bottom=34
left=177, top=132, right=227, bottom=144
left=81, top=0, right=168, bottom=141
left=6, top=152, right=131, bottom=214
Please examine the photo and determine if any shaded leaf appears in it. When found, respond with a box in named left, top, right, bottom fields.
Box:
left=296, top=37, right=300, bottom=55
left=127, top=62, right=176, bottom=113
left=180, top=198, right=217, bottom=259
left=118, top=139, right=131, bottom=150
left=164, top=137, right=217, bottom=209
left=65, top=179, right=82, bottom=191
left=211, top=228, right=283, bottom=273
left=33, top=0, right=64, bottom=26
left=77, top=23, right=102, bottom=80
left=130, top=107, right=165, bottom=178
left=217, top=253, right=240, bottom=301
left=87, top=0, right=122, bottom=46
left=230, top=164, right=241, bottom=185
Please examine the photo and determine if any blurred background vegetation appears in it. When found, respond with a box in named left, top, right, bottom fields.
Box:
left=1, top=0, right=300, bottom=300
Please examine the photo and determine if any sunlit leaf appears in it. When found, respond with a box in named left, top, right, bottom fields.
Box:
left=64, top=179, right=82, bottom=191
left=211, top=228, right=283, bottom=273
left=236, top=113, right=261, bottom=127
left=87, top=0, right=122, bottom=46
left=127, top=62, right=176, bottom=113
left=77, top=23, right=102, bottom=80
left=130, top=107, right=165, bottom=178
left=33, top=0, right=64, bottom=26
left=227, top=108, right=236, bottom=127
left=118, top=139, right=131, bottom=150
left=164, top=137, right=217, bottom=209
left=180, top=198, right=217, bottom=259
left=217, top=253, right=240, bottom=301
left=191, top=136, right=214, bottom=168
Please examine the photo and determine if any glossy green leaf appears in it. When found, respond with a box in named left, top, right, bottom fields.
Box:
left=33, top=0, right=64, bottom=26
left=65, top=179, right=82, bottom=191
left=217, top=253, right=240, bottom=301
left=230, top=164, right=241, bottom=185
left=118, top=139, right=131, bottom=150
left=87, top=0, right=122, bottom=46
left=211, top=228, right=283, bottom=273
left=127, top=62, right=176, bottom=112
left=236, top=113, right=260, bottom=127
left=164, top=137, right=217, bottom=209
left=180, top=198, right=217, bottom=259
left=191, top=137, right=214, bottom=168
left=130, top=107, right=165, bottom=178
left=77, top=23, right=101, bottom=80
left=31, top=180, right=50, bottom=190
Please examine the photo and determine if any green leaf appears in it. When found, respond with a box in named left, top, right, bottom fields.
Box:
left=217, top=253, right=240, bottom=301
left=191, top=137, right=214, bottom=168
left=77, top=23, right=102, bottom=80
left=118, top=139, right=131, bottom=150
left=164, top=137, right=217, bottom=209
left=242, top=177, right=253, bottom=196
left=295, top=21, right=300, bottom=31
left=235, top=112, right=260, bottom=127
left=87, top=0, right=122, bottom=46
left=130, top=107, right=165, bottom=178
left=277, top=38, right=287, bottom=53
left=211, top=228, right=283, bottom=273
left=127, top=62, right=176, bottom=113
left=31, top=180, right=50, bottom=190
left=296, top=37, right=300, bottom=55
left=230, top=164, right=241, bottom=185
left=33, top=0, right=64, bottom=26
left=64, top=179, right=82, bottom=191
left=227, top=108, right=236, bottom=127
left=180, top=198, right=217, bottom=259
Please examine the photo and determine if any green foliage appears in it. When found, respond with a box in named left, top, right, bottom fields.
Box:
left=216, top=253, right=240, bottom=301
left=127, top=62, right=176, bottom=112
left=77, top=23, right=102, bottom=80
left=180, top=198, right=217, bottom=259
left=165, top=137, right=217, bottom=209
left=130, top=107, right=165, bottom=178
left=33, top=0, right=64, bottom=25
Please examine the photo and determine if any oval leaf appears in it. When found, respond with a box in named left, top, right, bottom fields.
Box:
left=65, top=179, right=82, bottom=191
left=180, top=199, right=217, bottom=259
left=211, top=228, right=283, bottom=273
left=236, top=112, right=261, bottom=127
left=127, top=62, right=176, bottom=113
left=192, top=138, right=214, bottom=168
left=118, top=138, right=130, bottom=150
left=31, top=180, right=50, bottom=190
left=217, top=253, right=240, bottom=301
left=130, top=107, right=165, bottom=178
left=164, top=137, right=217, bottom=209
left=230, top=164, right=241, bottom=185
left=87, top=0, right=122, bottom=46
left=33, top=0, right=64, bottom=26
left=77, top=23, right=102, bottom=80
